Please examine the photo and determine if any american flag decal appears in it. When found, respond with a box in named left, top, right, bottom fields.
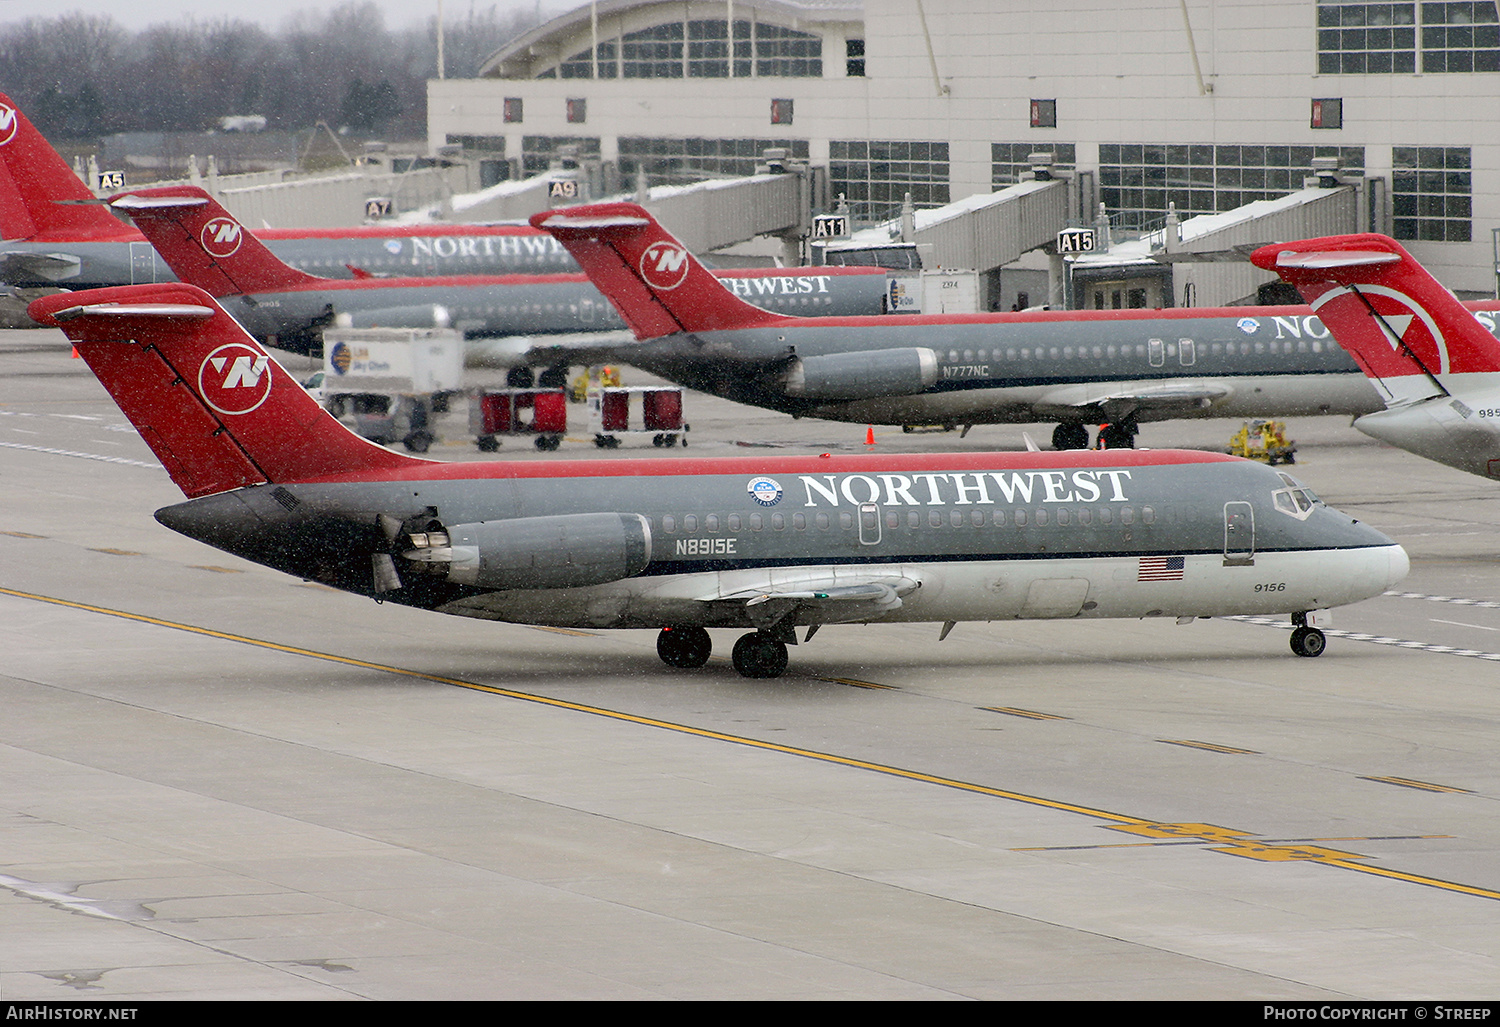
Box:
left=1138, top=555, right=1186, bottom=581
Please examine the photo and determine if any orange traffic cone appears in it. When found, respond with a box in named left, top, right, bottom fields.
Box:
left=865, top=425, right=875, bottom=445
left=71, top=346, right=79, bottom=358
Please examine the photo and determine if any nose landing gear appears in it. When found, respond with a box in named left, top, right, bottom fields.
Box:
left=1289, top=612, right=1326, bottom=657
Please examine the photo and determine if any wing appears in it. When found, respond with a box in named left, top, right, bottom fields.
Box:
left=701, top=573, right=919, bottom=628
left=464, top=329, right=641, bottom=369
left=1035, top=380, right=1234, bottom=422
left=1, top=250, right=82, bottom=284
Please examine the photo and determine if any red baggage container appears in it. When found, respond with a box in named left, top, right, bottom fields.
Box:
left=642, top=388, right=683, bottom=431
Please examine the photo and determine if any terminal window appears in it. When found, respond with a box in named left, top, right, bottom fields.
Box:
left=992, top=143, right=1076, bottom=186
left=1318, top=1, right=1417, bottom=72
left=846, top=38, right=865, bottom=77
left=559, top=42, right=619, bottom=79
left=447, top=135, right=506, bottom=153
left=1099, top=143, right=1365, bottom=230
left=754, top=24, right=822, bottom=77
left=553, top=19, right=824, bottom=79
left=1421, top=1, right=1500, bottom=71
left=1392, top=146, right=1472, bottom=241
left=1317, top=0, right=1498, bottom=71
left=830, top=140, right=950, bottom=217
left=623, top=22, right=685, bottom=78
left=618, top=137, right=808, bottom=185
left=521, top=136, right=601, bottom=177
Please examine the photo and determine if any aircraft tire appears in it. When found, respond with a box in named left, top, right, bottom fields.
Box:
left=657, top=626, right=712, bottom=668
left=1099, top=423, right=1137, bottom=450
left=506, top=367, right=535, bottom=389
left=538, top=365, right=568, bottom=388
left=1290, top=626, right=1327, bottom=658
left=1052, top=423, right=1089, bottom=451
left=732, top=632, right=789, bottom=678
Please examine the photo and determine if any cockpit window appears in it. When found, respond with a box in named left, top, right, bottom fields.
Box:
left=1272, top=471, right=1321, bottom=520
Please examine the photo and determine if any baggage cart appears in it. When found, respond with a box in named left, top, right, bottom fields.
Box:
left=470, top=388, right=568, bottom=451
left=586, top=386, right=686, bottom=448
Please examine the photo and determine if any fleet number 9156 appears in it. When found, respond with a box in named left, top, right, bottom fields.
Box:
left=1253, top=582, right=1287, bottom=592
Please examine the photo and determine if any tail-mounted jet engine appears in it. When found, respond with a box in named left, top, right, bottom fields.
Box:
left=401, top=512, right=652, bottom=590
left=781, top=346, right=939, bottom=400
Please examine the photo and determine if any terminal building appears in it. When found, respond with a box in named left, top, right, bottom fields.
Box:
left=427, top=0, right=1500, bottom=306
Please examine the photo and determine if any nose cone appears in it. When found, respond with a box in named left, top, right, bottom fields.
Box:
left=1386, top=543, right=1411, bottom=591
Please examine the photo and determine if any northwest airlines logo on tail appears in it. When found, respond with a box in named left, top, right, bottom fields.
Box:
left=201, top=216, right=244, bottom=258
left=1312, top=284, right=1450, bottom=374
left=199, top=344, right=271, bottom=414
left=0, top=104, right=18, bottom=146
left=640, top=241, right=690, bottom=291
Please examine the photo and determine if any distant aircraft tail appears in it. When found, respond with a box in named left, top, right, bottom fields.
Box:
left=530, top=202, right=791, bottom=340
left=0, top=91, right=131, bottom=241
left=109, top=185, right=326, bottom=297
left=1251, top=233, right=1500, bottom=406
left=28, top=283, right=423, bottom=498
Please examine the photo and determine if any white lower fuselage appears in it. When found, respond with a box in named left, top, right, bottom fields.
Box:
left=448, top=544, right=1409, bottom=631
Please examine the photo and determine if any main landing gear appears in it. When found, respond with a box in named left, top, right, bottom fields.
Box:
left=654, top=627, right=792, bottom=678
left=656, top=626, right=712, bottom=668
left=1289, top=612, right=1327, bottom=658
left=1051, top=420, right=1138, bottom=451
left=730, top=631, right=789, bottom=679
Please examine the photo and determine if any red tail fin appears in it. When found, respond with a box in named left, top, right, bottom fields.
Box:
left=0, top=91, right=132, bottom=241
left=530, top=202, right=789, bottom=340
left=27, top=283, right=424, bottom=498
left=109, top=186, right=326, bottom=297
left=1251, top=234, right=1500, bottom=402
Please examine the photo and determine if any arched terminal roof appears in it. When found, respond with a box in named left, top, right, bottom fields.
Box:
left=480, top=0, right=863, bottom=80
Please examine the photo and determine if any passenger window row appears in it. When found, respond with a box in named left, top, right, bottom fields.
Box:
left=655, top=506, right=1158, bottom=533
left=940, top=338, right=1327, bottom=363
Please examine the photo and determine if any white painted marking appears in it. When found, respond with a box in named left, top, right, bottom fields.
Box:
left=1430, top=618, right=1500, bottom=633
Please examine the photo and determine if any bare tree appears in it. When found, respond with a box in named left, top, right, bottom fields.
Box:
left=0, top=2, right=545, bottom=139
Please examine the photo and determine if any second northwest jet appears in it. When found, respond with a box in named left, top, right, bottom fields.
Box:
left=532, top=203, right=1500, bottom=448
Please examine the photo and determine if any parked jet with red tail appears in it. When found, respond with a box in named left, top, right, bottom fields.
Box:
left=104, top=185, right=888, bottom=363
left=1253, top=233, right=1500, bottom=480
left=531, top=203, right=1500, bottom=448
left=29, top=281, right=1407, bottom=675
left=0, top=91, right=575, bottom=287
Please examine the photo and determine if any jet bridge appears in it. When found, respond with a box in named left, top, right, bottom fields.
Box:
left=905, top=179, right=1069, bottom=273
left=1073, top=185, right=1361, bottom=308
left=394, top=156, right=811, bottom=256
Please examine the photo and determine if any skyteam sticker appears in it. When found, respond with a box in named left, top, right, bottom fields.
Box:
left=329, top=341, right=352, bottom=375
left=747, top=476, right=783, bottom=506
left=1237, top=317, right=1261, bottom=335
